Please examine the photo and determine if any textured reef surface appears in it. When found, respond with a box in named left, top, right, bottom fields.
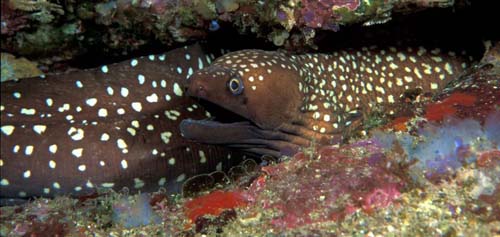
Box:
left=1, top=42, right=498, bottom=236
left=1, top=0, right=461, bottom=64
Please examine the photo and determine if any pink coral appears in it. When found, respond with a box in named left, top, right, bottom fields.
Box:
left=299, top=0, right=360, bottom=29
left=243, top=141, right=405, bottom=229
left=362, top=184, right=401, bottom=212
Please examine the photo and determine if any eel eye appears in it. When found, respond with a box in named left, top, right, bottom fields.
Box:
left=227, top=77, right=244, bottom=95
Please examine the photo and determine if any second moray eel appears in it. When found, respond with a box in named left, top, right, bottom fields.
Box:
left=0, top=44, right=248, bottom=200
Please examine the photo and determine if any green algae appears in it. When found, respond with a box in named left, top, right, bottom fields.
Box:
left=14, top=23, right=79, bottom=56
left=193, top=0, right=218, bottom=20
left=178, top=8, right=199, bottom=27
left=332, top=0, right=388, bottom=24
left=0, top=53, right=42, bottom=82
left=8, top=0, right=64, bottom=15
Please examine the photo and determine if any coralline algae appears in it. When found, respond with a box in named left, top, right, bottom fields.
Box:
left=240, top=141, right=405, bottom=229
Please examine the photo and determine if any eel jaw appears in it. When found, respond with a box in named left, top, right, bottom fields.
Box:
left=179, top=99, right=343, bottom=157
left=179, top=100, right=310, bottom=157
left=180, top=119, right=310, bottom=157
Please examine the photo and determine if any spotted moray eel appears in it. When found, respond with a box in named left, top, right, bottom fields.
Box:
left=181, top=46, right=474, bottom=156
left=0, top=44, right=247, bottom=201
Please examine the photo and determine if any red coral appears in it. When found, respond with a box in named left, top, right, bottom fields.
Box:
left=386, top=116, right=411, bottom=131
left=425, top=92, right=477, bottom=122
left=425, top=67, right=500, bottom=123
left=477, top=150, right=500, bottom=168
left=184, top=190, right=248, bottom=222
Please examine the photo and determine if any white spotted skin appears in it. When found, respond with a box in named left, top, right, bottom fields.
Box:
left=290, top=46, right=470, bottom=134
left=188, top=46, right=471, bottom=141
left=0, top=44, right=244, bottom=198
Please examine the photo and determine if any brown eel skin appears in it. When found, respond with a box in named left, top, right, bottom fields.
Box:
left=0, top=44, right=249, bottom=201
left=181, top=46, right=474, bottom=157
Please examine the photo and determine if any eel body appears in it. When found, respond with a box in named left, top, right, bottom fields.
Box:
left=182, top=46, right=473, bottom=156
left=0, top=44, right=244, bottom=200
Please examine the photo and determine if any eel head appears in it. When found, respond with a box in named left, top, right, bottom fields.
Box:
left=181, top=50, right=331, bottom=157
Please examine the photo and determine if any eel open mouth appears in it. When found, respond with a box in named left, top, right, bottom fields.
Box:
left=180, top=100, right=309, bottom=157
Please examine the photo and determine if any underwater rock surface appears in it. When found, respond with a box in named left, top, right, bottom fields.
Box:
left=244, top=141, right=405, bottom=229
left=1, top=0, right=459, bottom=62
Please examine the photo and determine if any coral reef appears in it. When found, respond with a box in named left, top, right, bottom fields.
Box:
left=1, top=0, right=459, bottom=64
left=2, top=129, right=498, bottom=236
left=374, top=113, right=500, bottom=183
left=0, top=192, right=167, bottom=236
left=244, top=141, right=406, bottom=229
left=177, top=114, right=498, bottom=235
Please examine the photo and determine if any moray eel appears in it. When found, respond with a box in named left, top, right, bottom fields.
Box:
left=181, top=46, right=473, bottom=156
left=0, top=44, right=245, bottom=200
